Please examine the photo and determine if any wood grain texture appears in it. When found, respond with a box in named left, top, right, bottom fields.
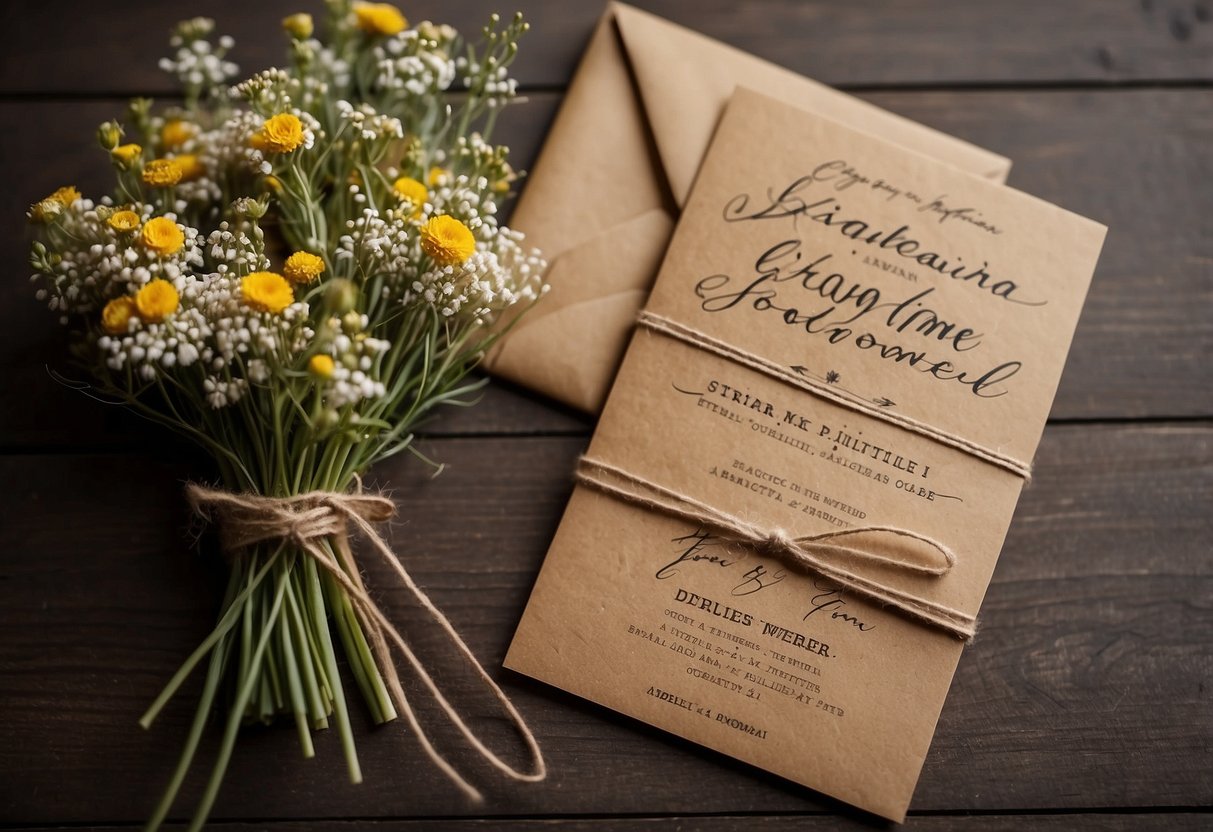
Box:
left=1, top=426, right=1208, bottom=824
left=3, top=0, right=1212, bottom=94
left=2, top=88, right=1209, bottom=449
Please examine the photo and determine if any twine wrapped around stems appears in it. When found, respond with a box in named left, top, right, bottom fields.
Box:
left=185, top=483, right=546, bottom=801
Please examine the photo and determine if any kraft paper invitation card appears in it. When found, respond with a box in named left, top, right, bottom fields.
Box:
left=506, top=89, right=1105, bottom=820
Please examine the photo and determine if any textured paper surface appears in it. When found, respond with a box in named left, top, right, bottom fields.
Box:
left=506, top=90, right=1104, bottom=820
left=485, top=2, right=1012, bottom=414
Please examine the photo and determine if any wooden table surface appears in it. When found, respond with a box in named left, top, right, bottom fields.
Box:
left=1, top=1, right=1210, bottom=829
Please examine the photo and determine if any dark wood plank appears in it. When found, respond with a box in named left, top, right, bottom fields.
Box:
left=2, top=87, right=1209, bottom=448
left=6, top=813, right=1211, bottom=831
left=0, top=424, right=1208, bottom=824
left=3, top=0, right=1212, bottom=94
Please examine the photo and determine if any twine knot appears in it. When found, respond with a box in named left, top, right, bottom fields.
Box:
left=761, top=528, right=796, bottom=554
left=185, top=482, right=546, bottom=800
left=186, top=487, right=395, bottom=554
left=576, top=458, right=977, bottom=640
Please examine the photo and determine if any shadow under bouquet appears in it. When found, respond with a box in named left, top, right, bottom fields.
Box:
left=26, top=3, right=546, bottom=829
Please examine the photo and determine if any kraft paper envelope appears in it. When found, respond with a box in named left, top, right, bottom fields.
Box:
left=485, top=2, right=1012, bottom=413
left=507, top=90, right=1104, bottom=820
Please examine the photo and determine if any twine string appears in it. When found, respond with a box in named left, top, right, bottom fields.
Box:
left=636, top=311, right=1033, bottom=481
left=576, top=457, right=977, bottom=639
left=185, top=483, right=546, bottom=802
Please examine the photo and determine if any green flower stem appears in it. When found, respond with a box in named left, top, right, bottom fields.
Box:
left=187, top=557, right=291, bottom=832
left=260, top=606, right=285, bottom=717
left=139, top=555, right=277, bottom=729
left=238, top=558, right=256, bottom=699
left=284, top=569, right=329, bottom=729
left=323, top=564, right=397, bottom=724
left=326, top=569, right=376, bottom=719
left=144, top=626, right=234, bottom=832
left=304, top=554, right=362, bottom=784
left=277, top=563, right=314, bottom=757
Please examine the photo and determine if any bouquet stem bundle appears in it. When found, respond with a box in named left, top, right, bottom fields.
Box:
left=26, top=4, right=547, bottom=829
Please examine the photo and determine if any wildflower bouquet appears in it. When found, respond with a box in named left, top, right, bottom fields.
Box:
left=26, top=3, right=546, bottom=829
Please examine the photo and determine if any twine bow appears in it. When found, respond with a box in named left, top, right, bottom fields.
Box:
left=185, top=483, right=546, bottom=801
left=577, top=457, right=977, bottom=639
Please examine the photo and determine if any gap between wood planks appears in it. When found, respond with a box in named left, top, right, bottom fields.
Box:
left=1, top=77, right=1211, bottom=102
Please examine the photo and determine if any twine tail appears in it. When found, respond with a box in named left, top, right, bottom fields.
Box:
left=300, top=537, right=486, bottom=801
left=335, top=503, right=548, bottom=786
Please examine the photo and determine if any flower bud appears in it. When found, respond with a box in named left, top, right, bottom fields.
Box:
left=282, top=13, right=314, bottom=39
left=128, top=98, right=152, bottom=121
left=97, top=121, right=123, bottom=150
left=173, top=16, right=215, bottom=43
left=341, top=310, right=363, bottom=334
left=290, top=38, right=316, bottom=65
left=232, top=196, right=269, bottom=219
left=324, top=278, right=359, bottom=314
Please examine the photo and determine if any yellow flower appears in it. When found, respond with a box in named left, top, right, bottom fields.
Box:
left=29, top=200, right=61, bottom=223
left=160, top=120, right=194, bottom=150
left=427, top=166, right=448, bottom=187
left=353, top=2, right=407, bottom=36
left=264, top=174, right=284, bottom=193
left=309, top=354, right=335, bottom=378
left=111, top=143, right=142, bottom=166
left=28, top=186, right=79, bottom=222
left=101, top=296, right=139, bottom=334
left=142, top=158, right=183, bottom=187
left=50, top=185, right=81, bottom=205
left=420, top=215, right=476, bottom=266
left=282, top=13, right=314, bottom=39
left=283, top=251, right=326, bottom=284
left=141, top=216, right=185, bottom=255
left=107, top=210, right=141, bottom=232
left=173, top=153, right=206, bottom=182
left=135, top=279, right=180, bottom=323
left=254, top=113, right=306, bottom=153
left=242, top=271, right=294, bottom=314
left=392, top=176, right=428, bottom=217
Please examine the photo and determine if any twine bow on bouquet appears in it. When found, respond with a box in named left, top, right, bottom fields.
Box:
left=25, top=4, right=547, bottom=829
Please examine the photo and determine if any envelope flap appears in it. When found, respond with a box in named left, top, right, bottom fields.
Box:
left=486, top=207, right=675, bottom=412
left=612, top=3, right=1012, bottom=207
left=510, top=7, right=670, bottom=259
